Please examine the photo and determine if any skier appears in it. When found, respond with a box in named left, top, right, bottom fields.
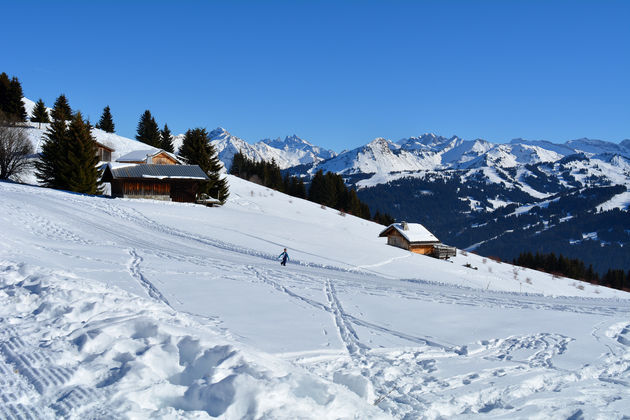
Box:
left=278, top=248, right=289, bottom=266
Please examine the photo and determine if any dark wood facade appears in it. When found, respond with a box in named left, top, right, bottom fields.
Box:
left=109, top=179, right=200, bottom=202
left=102, top=164, right=209, bottom=203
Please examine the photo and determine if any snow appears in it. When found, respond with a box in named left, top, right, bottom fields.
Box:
left=598, top=191, right=630, bottom=212
left=199, top=127, right=336, bottom=171
left=2, top=175, right=630, bottom=418
left=380, top=223, right=439, bottom=243
left=116, top=149, right=160, bottom=162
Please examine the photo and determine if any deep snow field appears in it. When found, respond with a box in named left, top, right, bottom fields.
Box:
left=1, top=175, right=630, bottom=419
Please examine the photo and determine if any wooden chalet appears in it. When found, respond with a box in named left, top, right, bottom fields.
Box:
left=95, top=141, right=114, bottom=162
left=101, top=164, right=209, bottom=203
left=379, top=222, right=456, bottom=259
left=116, top=149, right=182, bottom=165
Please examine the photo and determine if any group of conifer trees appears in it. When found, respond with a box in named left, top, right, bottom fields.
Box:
left=513, top=251, right=630, bottom=291
left=0, top=72, right=27, bottom=122
left=229, top=152, right=394, bottom=225
left=230, top=151, right=307, bottom=199
left=35, top=95, right=102, bottom=194
left=135, top=110, right=174, bottom=153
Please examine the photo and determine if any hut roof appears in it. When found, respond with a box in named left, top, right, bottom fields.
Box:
left=102, top=163, right=209, bottom=181
left=378, top=222, right=439, bottom=243
left=116, top=149, right=183, bottom=164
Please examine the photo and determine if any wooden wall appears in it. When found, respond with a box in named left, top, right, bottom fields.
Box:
left=152, top=153, right=178, bottom=165
left=409, top=244, right=434, bottom=255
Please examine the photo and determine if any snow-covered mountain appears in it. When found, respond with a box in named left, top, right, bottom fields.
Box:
left=295, top=133, right=630, bottom=183
left=173, top=127, right=337, bottom=171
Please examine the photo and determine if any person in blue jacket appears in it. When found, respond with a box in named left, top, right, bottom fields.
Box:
left=278, top=248, right=289, bottom=266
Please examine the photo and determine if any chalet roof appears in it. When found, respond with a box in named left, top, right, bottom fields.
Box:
left=378, top=222, right=439, bottom=243
left=103, top=163, right=209, bottom=180
left=116, top=149, right=182, bottom=164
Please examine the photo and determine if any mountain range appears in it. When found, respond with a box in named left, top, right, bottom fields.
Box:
left=17, top=97, right=630, bottom=272
left=205, top=128, right=630, bottom=273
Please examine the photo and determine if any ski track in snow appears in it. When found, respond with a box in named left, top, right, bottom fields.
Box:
left=127, top=249, right=172, bottom=308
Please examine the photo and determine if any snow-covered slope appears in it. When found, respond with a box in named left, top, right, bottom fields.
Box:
left=2, top=176, right=629, bottom=418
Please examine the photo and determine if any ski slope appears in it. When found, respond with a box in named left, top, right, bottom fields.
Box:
left=1, top=176, right=629, bottom=419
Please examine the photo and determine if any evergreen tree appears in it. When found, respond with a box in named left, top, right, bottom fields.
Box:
left=0, top=73, right=9, bottom=115
left=289, top=176, right=307, bottom=198
left=160, top=123, right=174, bottom=153
left=136, top=110, right=161, bottom=147
left=308, top=170, right=327, bottom=204
left=65, top=112, right=102, bottom=194
left=35, top=115, right=70, bottom=189
left=35, top=112, right=101, bottom=194
left=50, top=94, right=72, bottom=121
left=8, top=76, right=27, bottom=122
left=0, top=73, right=27, bottom=122
left=30, top=98, right=50, bottom=128
left=180, top=128, right=229, bottom=203
left=229, top=150, right=247, bottom=177
left=95, top=105, right=115, bottom=133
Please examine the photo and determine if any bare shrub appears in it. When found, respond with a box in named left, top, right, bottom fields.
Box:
left=482, top=258, right=487, bottom=264
left=525, top=277, right=532, bottom=284
left=338, top=210, right=346, bottom=217
left=0, top=123, right=33, bottom=180
left=320, top=204, right=326, bottom=210
left=576, top=284, right=584, bottom=290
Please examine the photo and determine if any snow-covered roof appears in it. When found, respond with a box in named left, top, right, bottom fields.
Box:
left=379, top=222, right=439, bottom=243
left=117, top=149, right=182, bottom=164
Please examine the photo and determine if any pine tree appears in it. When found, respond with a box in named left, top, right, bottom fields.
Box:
left=135, top=110, right=161, bottom=147
left=35, top=115, right=70, bottom=189
left=160, top=123, right=174, bottom=153
left=0, top=73, right=9, bottom=115
left=50, top=94, right=72, bottom=121
left=308, top=170, right=327, bottom=204
left=180, top=128, right=229, bottom=203
left=30, top=99, right=50, bottom=128
left=95, top=105, right=115, bottom=133
left=8, top=76, right=27, bottom=122
left=65, top=112, right=102, bottom=194
left=229, top=151, right=247, bottom=177
left=0, top=73, right=27, bottom=122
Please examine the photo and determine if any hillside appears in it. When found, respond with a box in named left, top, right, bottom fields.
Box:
left=2, top=174, right=630, bottom=418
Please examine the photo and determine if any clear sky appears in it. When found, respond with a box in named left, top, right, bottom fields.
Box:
left=3, top=0, right=629, bottom=151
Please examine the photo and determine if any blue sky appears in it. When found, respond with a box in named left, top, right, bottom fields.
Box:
left=3, top=0, right=629, bottom=151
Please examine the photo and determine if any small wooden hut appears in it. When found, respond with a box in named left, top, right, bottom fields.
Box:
left=379, top=222, right=456, bottom=259
left=101, top=163, right=209, bottom=202
left=379, top=222, right=440, bottom=255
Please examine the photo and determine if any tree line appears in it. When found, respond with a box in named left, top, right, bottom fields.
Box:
left=230, top=151, right=394, bottom=225
left=230, top=151, right=307, bottom=198
left=513, top=251, right=630, bottom=291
